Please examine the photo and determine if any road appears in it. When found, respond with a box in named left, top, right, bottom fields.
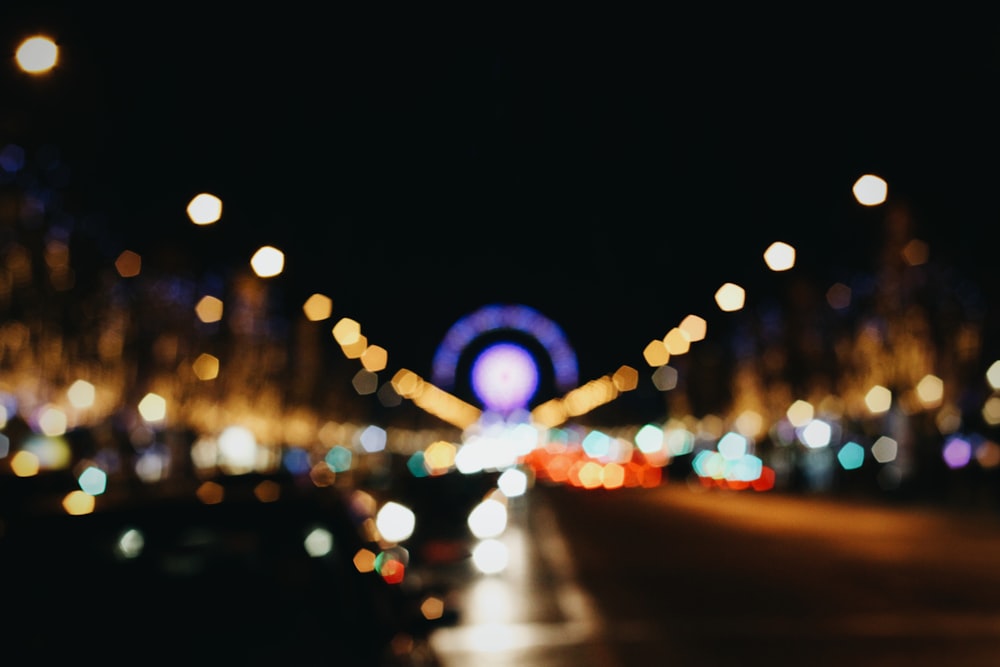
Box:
left=430, top=479, right=1000, bottom=666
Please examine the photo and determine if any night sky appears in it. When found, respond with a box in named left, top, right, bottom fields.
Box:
left=3, top=5, right=1000, bottom=398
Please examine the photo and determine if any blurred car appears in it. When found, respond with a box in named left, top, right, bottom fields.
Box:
left=0, top=469, right=448, bottom=666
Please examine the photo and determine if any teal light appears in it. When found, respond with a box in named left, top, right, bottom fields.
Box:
left=837, top=441, right=865, bottom=470
left=325, top=445, right=353, bottom=473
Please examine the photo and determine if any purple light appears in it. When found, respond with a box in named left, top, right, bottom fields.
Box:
left=942, top=435, right=973, bottom=469
left=470, top=342, right=539, bottom=413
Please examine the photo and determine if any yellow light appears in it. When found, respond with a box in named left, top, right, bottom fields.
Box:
left=642, top=339, right=670, bottom=367
left=714, top=282, right=746, bottom=312
left=67, top=380, right=96, bottom=409
left=137, top=392, right=167, bottom=422
left=250, top=246, right=285, bottom=278
left=186, top=193, right=222, bottom=225
left=852, top=174, right=888, bottom=206
left=195, top=295, right=224, bottom=323
left=302, top=293, right=333, bottom=321
left=763, top=241, right=796, bottom=272
left=16, top=36, right=58, bottom=74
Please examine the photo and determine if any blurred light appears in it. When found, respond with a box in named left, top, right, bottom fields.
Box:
left=0, top=144, right=25, bottom=173
left=302, top=293, right=333, bottom=321
left=468, top=498, right=508, bottom=539
left=717, top=432, right=747, bottom=459
left=986, top=360, right=1000, bottom=390
left=15, top=36, right=58, bottom=74
left=361, top=344, right=388, bottom=372
left=664, top=425, right=694, bottom=456
left=77, top=466, right=107, bottom=495
left=22, top=434, right=71, bottom=469
left=679, top=314, right=707, bottom=342
left=864, top=385, right=892, bottom=414
left=254, top=480, right=281, bottom=502
left=471, top=342, right=539, bottom=413
left=62, top=490, right=95, bottom=516
left=196, top=481, right=225, bottom=504
left=37, top=404, right=67, bottom=436
left=852, top=174, right=888, bottom=206
left=915, top=374, right=944, bottom=408
left=67, top=379, right=96, bottom=409
left=186, top=193, right=222, bottom=225
left=837, top=441, right=865, bottom=470
left=0, top=433, right=8, bottom=458
left=763, top=241, right=796, bottom=271
left=871, top=436, right=898, bottom=463
left=982, top=397, right=1000, bottom=426
left=115, top=528, right=145, bottom=559
left=635, top=423, right=664, bottom=454
left=643, top=339, right=670, bottom=367
left=332, top=318, right=362, bottom=345
left=360, top=424, right=387, bottom=453
left=612, top=365, right=639, bottom=392
left=137, top=392, right=167, bottom=422
left=114, top=250, right=141, bottom=278
left=376, top=501, right=416, bottom=543
left=651, top=365, right=678, bottom=391
left=420, top=596, right=445, bottom=621
left=424, top=440, right=456, bottom=474
left=471, top=539, right=509, bottom=574
left=976, top=440, right=1000, bottom=469
left=663, top=328, right=690, bottom=355
left=342, top=335, right=368, bottom=359
left=304, top=527, right=334, bottom=557
left=325, top=445, right=352, bottom=473
left=826, top=282, right=852, bottom=310
left=250, top=245, right=284, bottom=278
left=902, top=239, right=929, bottom=266
left=195, top=295, right=224, bottom=323
left=786, top=399, right=814, bottom=427
left=352, top=369, right=378, bottom=395
left=218, top=425, right=257, bottom=474
left=942, top=435, right=972, bottom=469
left=192, top=353, right=220, bottom=380
left=9, top=450, right=40, bottom=476
left=497, top=467, right=528, bottom=497
left=734, top=410, right=765, bottom=439
left=353, top=548, right=377, bottom=573
left=714, top=282, right=746, bottom=312
left=800, top=419, right=832, bottom=449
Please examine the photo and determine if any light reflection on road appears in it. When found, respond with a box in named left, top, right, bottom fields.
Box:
left=428, top=494, right=620, bottom=666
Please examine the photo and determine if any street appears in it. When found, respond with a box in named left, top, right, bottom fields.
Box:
left=430, top=480, right=1000, bottom=666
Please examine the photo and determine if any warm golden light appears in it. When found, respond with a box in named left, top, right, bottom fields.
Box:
left=114, top=250, right=141, bottom=278
left=763, top=241, right=796, bottom=272
left=864, top=384, right=892, bottom=414
left=138, top=392, right=167, bottom=422
left=852, top=173, right=888, bottom=206
left=915, top=374, right=943, bottom=408
left=67, top=380, right=96, bottom=409
left=62, top=490, right=95, bottom=516
left=250, top=246, right=285, bottom=278
left=192, top=353, right=220, bottom=380
left=786, top=399, right=814, bottom=427
left=15, top=36, right=58, bottom=74
left=360, top=344, right=388, bottom=372
left=679, top=314, right=707, bottom=342
left=986, top=360, right=1000, bottom=390
left=642, top=339, right=670, bottom=367
left=332, top=318, right=362, bottom=346
left=302, top=293, right=333, bottom=321
left=195, top=295, right=224, bottom=323
left=714, top=282, right=746, bottom=312
left=663, top=328, right=691, bottom=355
left=186, top=193, right=223, bottom=225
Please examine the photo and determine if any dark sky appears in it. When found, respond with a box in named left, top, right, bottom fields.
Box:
left=4, top=5, right=1000, bottom=393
